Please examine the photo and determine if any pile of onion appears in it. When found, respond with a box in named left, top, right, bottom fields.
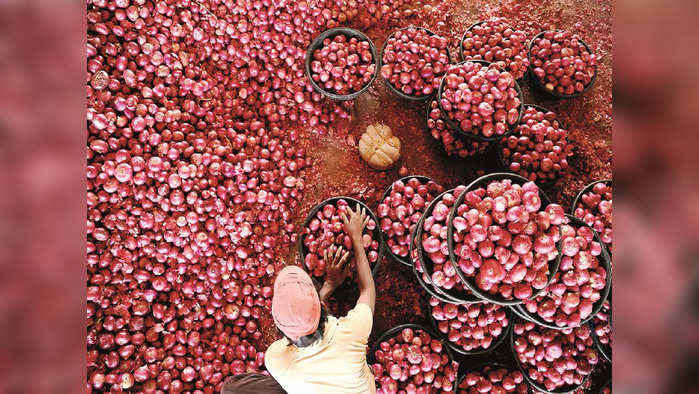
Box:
left=573, top=182, right=612, bottom=253
left=500, top=106, right=572, bottom=183
left=427, top=98, right=490, bottom=158
left=309, top=34, right=376, bottom=95
left=592, top=300, right=611, bottom=351
left=451, top=179, right=564, bottom=300
left=460, top=17, right=530, bottom=80
left=458, top=365, right=528, bottom=393
left=379, top=177, right=445, bottom=259
left=521, top=220, right=608, bottom=327
left=381, top=27, right=449, bottom=97
left=372, top=327, right=458, bottom=393
left=439, top=62, right=521, bottom=138
left=513, top=320, right=599, bottom=392
left=420, top=186, right=470, bottom=292
left=530, top=30, right=598, bottom=96
left=429, top=297, right=508, bottom=352
left=303, top=199, right=379, bottom=281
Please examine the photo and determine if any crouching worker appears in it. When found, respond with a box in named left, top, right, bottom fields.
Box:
left=265, top=204, right=377, bottom=394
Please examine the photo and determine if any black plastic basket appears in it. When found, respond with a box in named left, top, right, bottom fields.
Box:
left=597, top=378, right=612, bottom=394
left=437, top=60, right=524, bottom=142
left=456, top=362, right=533, bottom=393
left=446, top=172, right=561, bottom=306
left=305, top=27, right=380, bottom=101
left=410, top=215, right=465, bottom=304
left=368, top=323, right=459, bottom=389
left=513, top=215, right=611, bottom=330
left=527, top=30, right=598, bottom=99
left=380, top=26, right=451, bottom=101
left=496, top=104, right=569, bottom=186
left=426, top=299, right=513, bottom=356
left=590, top=293, right=612, bottom=362
left=510, top=316, right=591, bottom=394
left=380, top=175, right=437, bottom=266
left=416, top=188, right=481, bottom=304
left=570, top=179, right=613, bottom=216
left=298, top=196, right=384, bottom=288
left=459, top=20, right=530, bottom=82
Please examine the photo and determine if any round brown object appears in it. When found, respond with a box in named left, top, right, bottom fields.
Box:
left=358, top=123, right=400, bottom=170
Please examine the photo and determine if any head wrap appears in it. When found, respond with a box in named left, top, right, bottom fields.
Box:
left=271, top=266, right=321, bottom=341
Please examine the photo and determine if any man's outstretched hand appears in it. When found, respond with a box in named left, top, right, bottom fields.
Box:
left=323, top=245, right=350, bottom=290
left=341, top=204, right=369, bottom=241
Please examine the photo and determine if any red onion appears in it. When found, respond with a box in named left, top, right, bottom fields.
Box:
left=592, top=300, right=611, bottom=348
left=522, top=220, right=608, bottom=327
left=451, top=179, right=563, bottom=300
left=461, top=17, right=530, bottom=80
left=310, top=34, right=376, bottom=95
left=303, top=198, right=379, bottom=281
left=427, top=98, right=490, bottom=158
left=419, top=186, right=470, bottom=293
left=500, top=106, right=572, bottom=182
left=530, top=30, right=598, bottom=95
left=372, top=327, right=458, bottom=393
left=439, top=62, right=521, bottom=138
left=458, top=365, right=528, bottom=393
left=573, top=182, right=612, bottom=253
left=381, top=27, right=449, bottom=96
left=429, top=297, right=508, bottom=352
left=379, top=177, right=445, bottom=259
left=512, top=320, right=599, bottom=391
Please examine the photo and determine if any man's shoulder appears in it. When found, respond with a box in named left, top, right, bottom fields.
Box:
left=265, top=339, right=293, bottom=371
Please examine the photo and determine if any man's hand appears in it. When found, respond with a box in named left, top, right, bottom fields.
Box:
left=323, top=245, right=350, bottom=289
left=319, top=245, right=351, bottom=308
left=341, top=204, right=369, bottom=241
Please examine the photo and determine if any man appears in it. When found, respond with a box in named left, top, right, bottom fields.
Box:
left=264, top=204, right=377, bottom=393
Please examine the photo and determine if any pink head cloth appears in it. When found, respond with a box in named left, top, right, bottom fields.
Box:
left=271, top=266, right=321, bottom=341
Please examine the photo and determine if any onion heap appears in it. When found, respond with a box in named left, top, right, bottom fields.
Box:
left=381, top=27, right=449, bottom=97
left=461, top=17, right=530, bottom=80
left=573, top=181, right=612, bottom=254
left=451, top=179, right=565, bottom=300
left=530, top=30, right=598, bottom=96
left=309, top=34, right=376, bottom=96
left=372, top=327, right=458, bottom=393
left=513, top=320, right=599, bottom=392
left=439, top=62, right=521, bottom=138
left=303, top=199, right=379, bottom=281
left=378, top=177, right=445, bottom=259
left=420, top=186, right=470, bottom=292
left=458, top=365, right=528, bottom=394
left=522, top=220, right=608, bottom=327
left=500, top=106, right=572, bottom=183
left=427, top=98, right=490, bottom=158
left=87, top=0, right=413, bottom=391
left=429, top=297, right=509, bottom=353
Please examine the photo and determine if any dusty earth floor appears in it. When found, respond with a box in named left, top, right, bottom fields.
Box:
left=279, top=0, right=612, bottom=390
